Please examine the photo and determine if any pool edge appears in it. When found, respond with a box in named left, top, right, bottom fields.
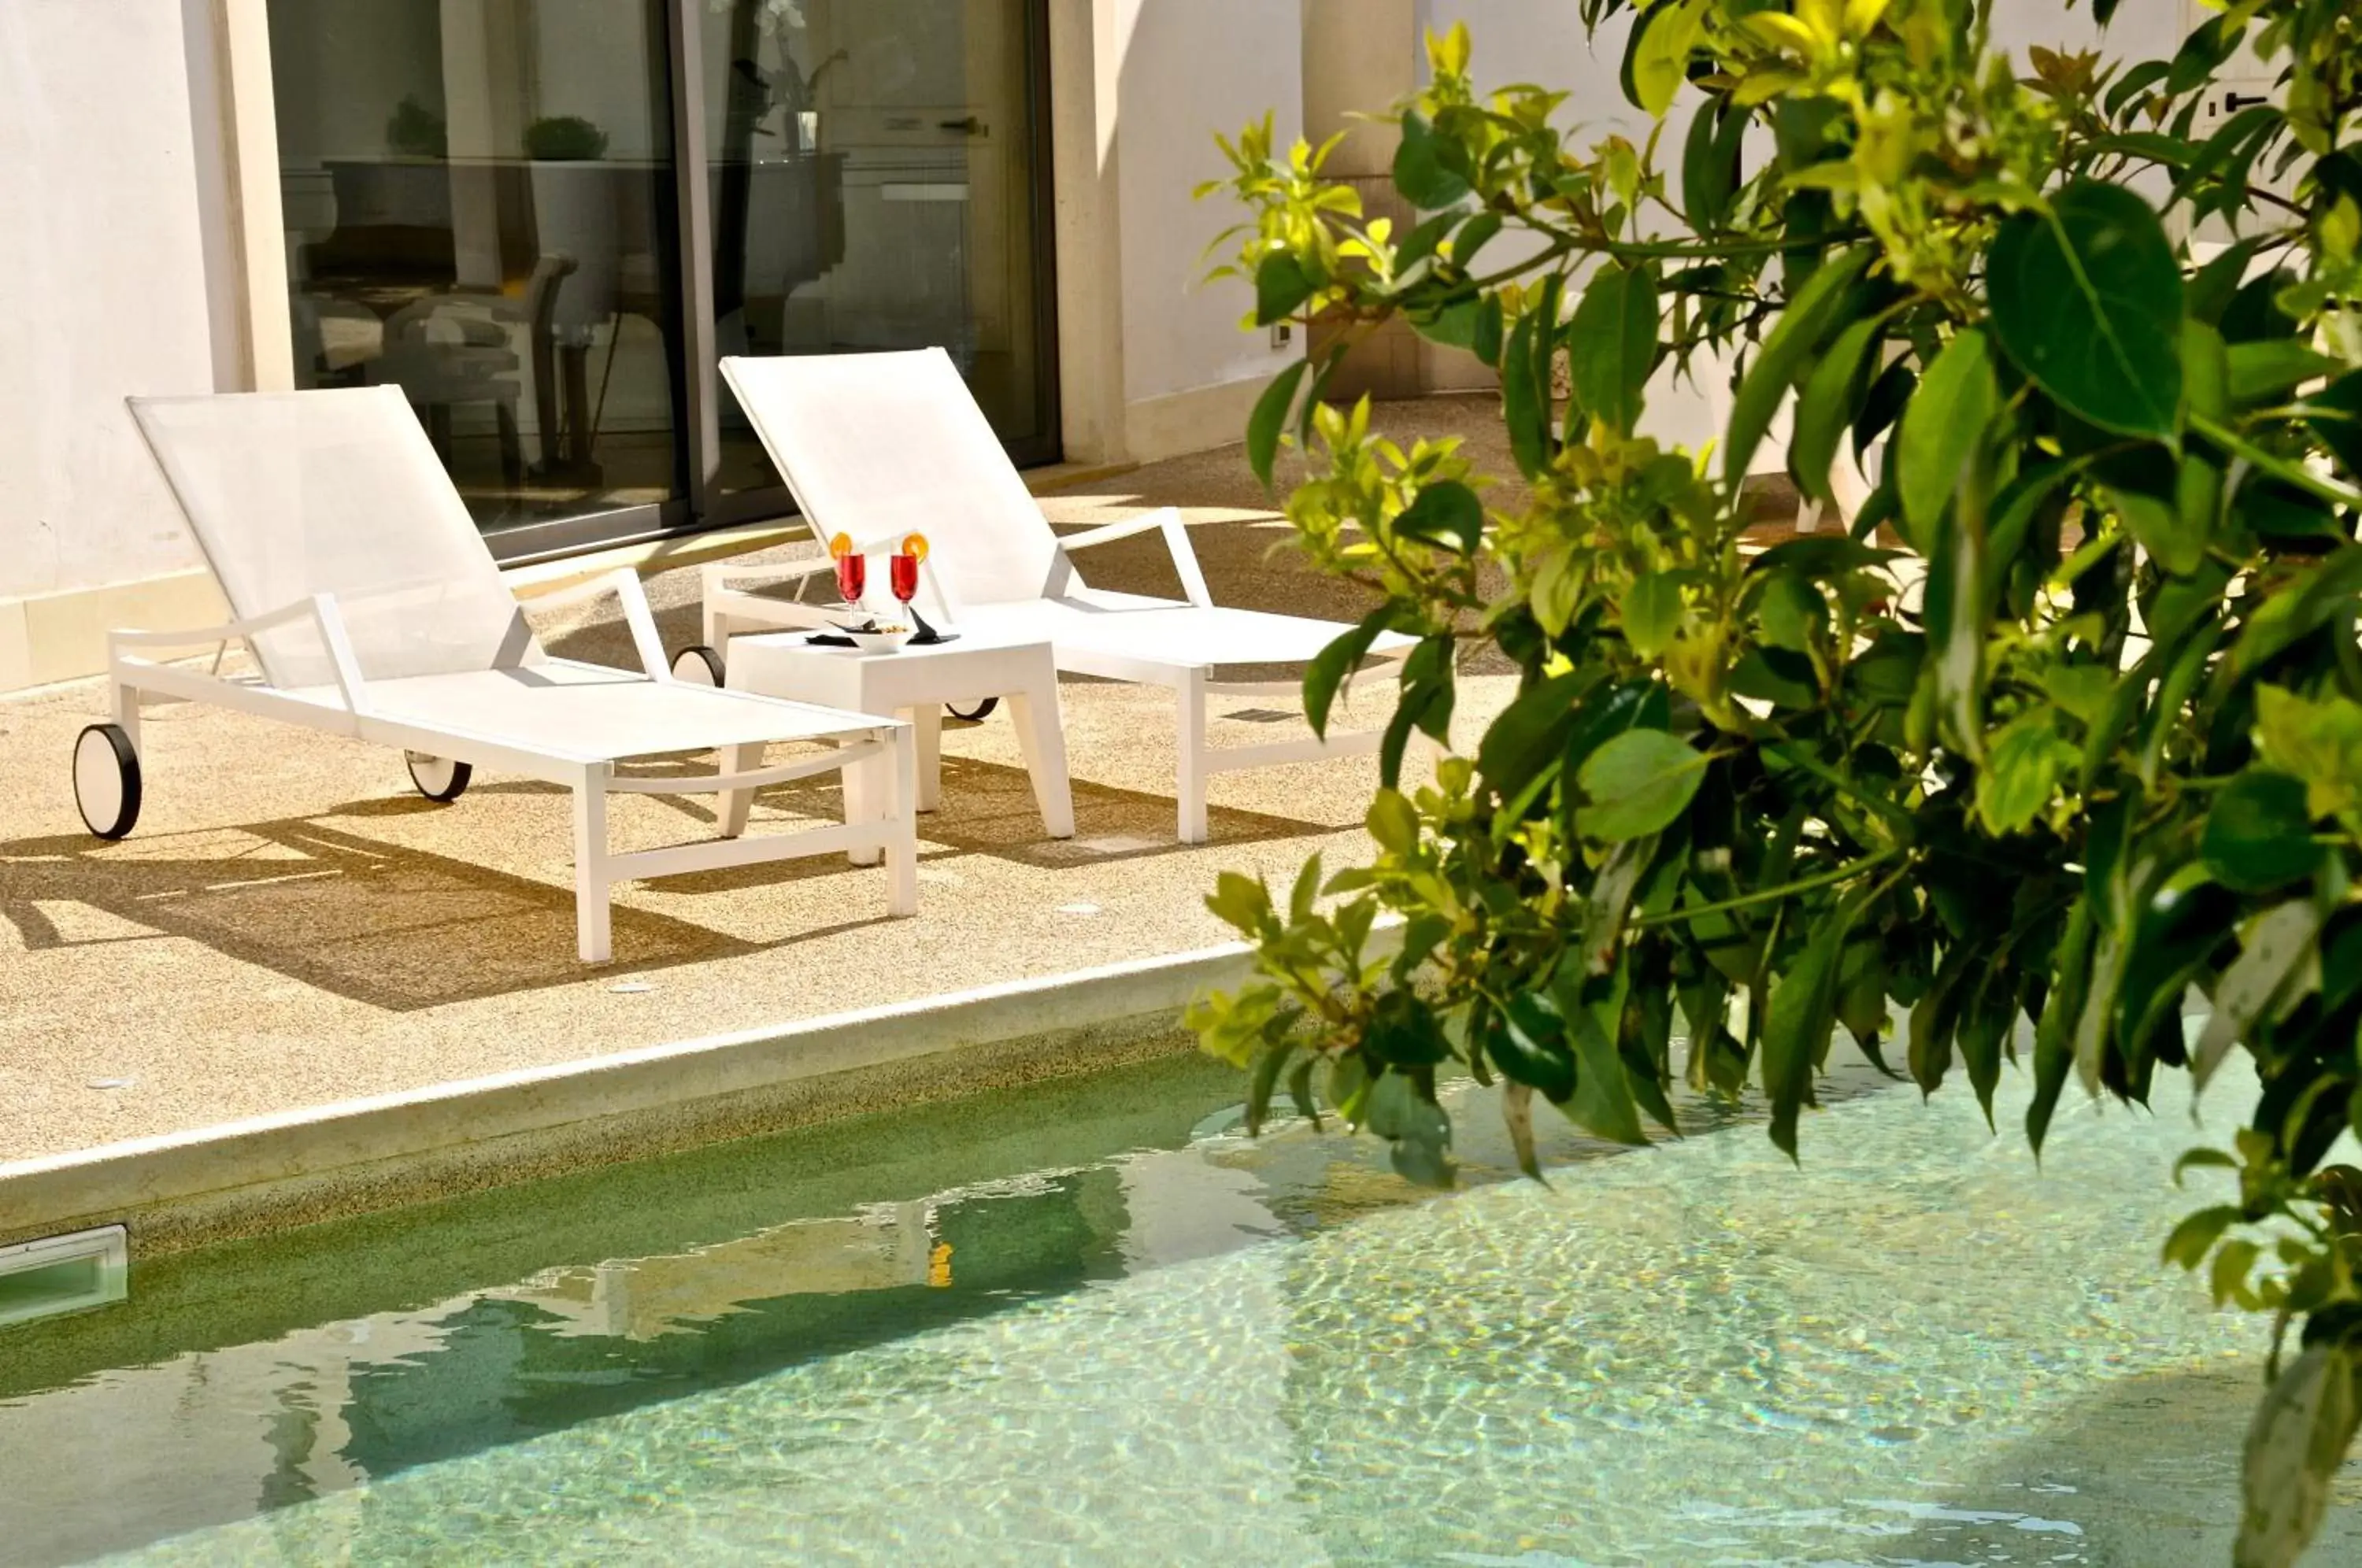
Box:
left=0, top=941, right=1264, bottom=1256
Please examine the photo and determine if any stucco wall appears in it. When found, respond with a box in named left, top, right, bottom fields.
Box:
left=0, top=1, right=229, bottom=610
left=1111, top=0, right=1302, bottom=417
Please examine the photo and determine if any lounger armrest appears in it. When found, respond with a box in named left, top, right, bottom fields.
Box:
left=520, top=568, right=671, bottom=679
left=702, top=557, right=835, bottom=594
left=107, top=595, right=324, bottom=651
left=109, top=593, right=373, bottom=715
left=1057, top=507, right=1212, bottom=608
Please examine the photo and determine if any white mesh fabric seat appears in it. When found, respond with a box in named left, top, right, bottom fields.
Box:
left=89, top=386, right=920, bottom=963
left=131, top=388, right=546, bottom=690
left=707, top=349, right=1414, bottom=841
left=283, top=662, right=874, bottom=759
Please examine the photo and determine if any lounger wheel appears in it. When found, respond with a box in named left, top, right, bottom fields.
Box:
left=672, top=644, right=725, bottom=686
left=947, top=697, right=998, bottom=722
left=405, top=752, right=472, bottom=803
left=72, top=723, right=143, bottom=841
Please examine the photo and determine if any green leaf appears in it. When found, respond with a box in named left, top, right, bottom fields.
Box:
left=1451, top=211, right=1503, bottom=271
left=1409, top=296, right=1484, bottom=351
left=1682, top=98, right=1749, bottom=233
left=2300, top=368, right=2362, bottom=479
left=2231, top=546, right=2362, bottom=682
left=1762, top=897, right=1861, bottom=1159
left=1205, top=871, right=1271, bottom=934
left=1392, top=112, right=1472, bottom=210
left=1287, top=852, right=1323, bottom=925
left=1923, top=483, right=1990, bottom=763
left=2102, top=58, right=2171, bottom=120
left=1575, top=730, right=1709, bottom=841
left=1246, top=1037, right=1298, bottom=1134
left=1975, top=708, right=2079, bottom=835
left=1364, top=989, right=1449, bottom=1068
left=1754, top=571, right=1826, bottom=653
left=1897, top=328, right=2000, bottom=553
left=1726, top=248, right=1873, bottom=487
left=1790, top=315, right=1882, bottom=506
left=2202, top=771, right=2325, bottom=892
left=2167, top=14, right=2244, bottom=94
left=2238, top=1343, right=2361, bottom=1568
left=1393, top=479, right=1486, bottom=553
left=1286, top=1056, right=1320, bottom=1126
left=1955, top=967, right=2016, bottom=1130
left=1477, top=669, right=1595, bottom=802
left=1302, top=605, right=1392, bottom=740
left=1986, top=181, right=2183, bottom=439
left=2161, top=1204, right=2243, bottom=1270
left=1748, top=534, right=1897, bottom=579
left=2254, top=685, right=2362, bottom=822
left=1620, top=572, right=1683, bottom=659
left=2026, top=899, right=2095, bottom=1152
left=2193, top=899, right=2325, bottom=1088
left=1253, top=251, right=1317, bottom=328
left=1568, top=264, right=1658, bottom=434
left=2042, top=663, right=2114, bottom=724
left=1367, top=787, right=1419, bottom=856
left=1908, top=941, right=1977, bottom=1097
left=1566, top=1007, right=1649, bottom=1145
left=1469, top=293, right=1505, bottom=368
left=1490, top=993, right=1578, bottom=1102
left=1245, top=358, right=1309, bottom=488
left=2227, top=340, right=2340, bottom=405
left=2189, top=235, right=2266, bottom=324
left=1501, top=307, right=1548, bottom=479
left=1367, top=1069, right=1454, bottom=1186
left=2105, top=483, right=2206, bottom=579
left=1626, top=0, right=1707, bottom=117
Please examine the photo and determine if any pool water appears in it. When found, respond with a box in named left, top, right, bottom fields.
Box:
left=2, top=1046, right=2357, bottom=1566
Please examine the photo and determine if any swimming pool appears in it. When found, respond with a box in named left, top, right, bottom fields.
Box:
left=2, top=1045, right=2356, bottom=1566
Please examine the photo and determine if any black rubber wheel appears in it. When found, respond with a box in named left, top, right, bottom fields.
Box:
left=72, top=723, right=143, bottom=841
left=672, top=644, right=726, bottom=686
left=946, top=697, right=999, bottom=722
left=405, top=753, right=474, bottom=803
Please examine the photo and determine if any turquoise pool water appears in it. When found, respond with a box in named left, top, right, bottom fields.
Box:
left=2, top=1047, right=2357, bottom=1566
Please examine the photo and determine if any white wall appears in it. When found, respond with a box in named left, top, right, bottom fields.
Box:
left=1112, top=0, right=1301, bottom=410
left=0, top=1, right=228, bottom=608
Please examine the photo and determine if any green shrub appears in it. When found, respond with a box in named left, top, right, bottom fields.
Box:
left=1193, top=4, right=2362, bottom=1561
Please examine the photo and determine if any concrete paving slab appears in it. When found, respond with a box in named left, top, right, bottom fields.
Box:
left=0, top=401, right=1524, bottom=1172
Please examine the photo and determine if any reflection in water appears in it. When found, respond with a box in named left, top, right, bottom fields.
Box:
left=2, top=1049, right=2359, bottom=1566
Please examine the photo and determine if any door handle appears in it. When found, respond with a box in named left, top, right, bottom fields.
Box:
left=939, top=116, right=983, bottom=135
left=2223, top=91, right=2268, bottom=113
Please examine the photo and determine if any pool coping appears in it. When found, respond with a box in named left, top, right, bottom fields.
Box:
left=0, top=941, right=1272, bottom=1256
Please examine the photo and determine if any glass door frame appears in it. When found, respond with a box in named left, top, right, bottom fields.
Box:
left=475, top=0, right=1063, bottom=566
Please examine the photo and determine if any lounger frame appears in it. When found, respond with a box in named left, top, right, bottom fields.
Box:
left=102, top=567, right=918, bottom=963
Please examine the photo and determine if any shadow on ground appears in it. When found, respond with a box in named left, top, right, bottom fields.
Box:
left=0, top=759, right=1332, bottom=1011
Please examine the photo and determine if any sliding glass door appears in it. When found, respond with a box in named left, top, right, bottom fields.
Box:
left=265, top=0, right=1056, bottom=559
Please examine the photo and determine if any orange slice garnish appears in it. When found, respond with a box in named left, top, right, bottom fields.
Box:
left=901, top=531, right=929, bottom=562
left=827, top=531, right=853, bottom=560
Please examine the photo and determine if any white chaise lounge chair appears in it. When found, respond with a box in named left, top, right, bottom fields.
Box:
left=679, top=349, right=1416, bottom=842
left=74, top=386, right=917, bottom=963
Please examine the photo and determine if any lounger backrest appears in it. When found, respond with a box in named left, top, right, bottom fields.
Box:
left=721, top=349, right=1061, bottom=608
left=129, top=387, right=542, bottom=690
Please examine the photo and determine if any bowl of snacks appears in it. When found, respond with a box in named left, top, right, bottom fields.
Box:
left=846, top=623, right=913, bottom=653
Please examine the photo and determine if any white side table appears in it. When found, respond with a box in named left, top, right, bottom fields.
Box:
left=724, top=631, right=1075, bottom=861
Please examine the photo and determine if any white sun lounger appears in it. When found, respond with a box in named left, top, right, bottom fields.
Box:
left=80, top=386, right=917, bottom=963
left=687, top=348, right=1416, bottom=842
